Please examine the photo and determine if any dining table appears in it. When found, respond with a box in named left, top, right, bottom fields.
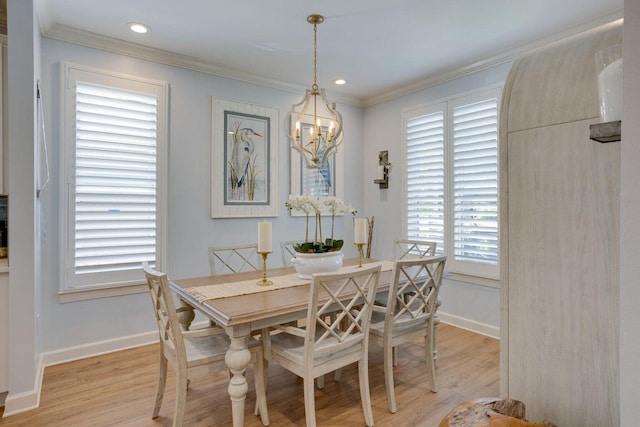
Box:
left=169, top=258, right=394, bottom=427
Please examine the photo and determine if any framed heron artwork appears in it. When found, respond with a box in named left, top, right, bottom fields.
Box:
left=211, top=98, right=279, bottom=218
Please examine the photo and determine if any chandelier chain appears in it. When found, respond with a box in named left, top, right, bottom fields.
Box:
left=312, top=21, right=319, bottom=93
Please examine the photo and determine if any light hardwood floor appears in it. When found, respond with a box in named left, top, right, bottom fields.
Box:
left=0, top=324, right=498, bottom=426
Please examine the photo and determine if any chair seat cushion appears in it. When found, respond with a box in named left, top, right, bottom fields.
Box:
left=369, top=310, right=431, bottom=337
left=184, top=333, right=229, bottom=367
left=270, top=329, right=363, bottom=367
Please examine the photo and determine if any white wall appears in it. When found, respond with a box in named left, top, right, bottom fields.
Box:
left=6, top=0, right=41, bottom=409
left=36, top=37, right=365, bottom=354
left=620, top=1, right=640, bottom=424
left=362, top=62, right=512, bottom=333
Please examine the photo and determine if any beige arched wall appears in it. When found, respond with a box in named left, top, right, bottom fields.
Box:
left=499, top=22, right=621, bottom=426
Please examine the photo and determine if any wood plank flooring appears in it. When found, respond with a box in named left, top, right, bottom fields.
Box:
left=0, top=324, right=498, bottom=426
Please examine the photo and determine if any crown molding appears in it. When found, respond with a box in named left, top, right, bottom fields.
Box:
left=42, top=8, right=623, bottom=111
left=42, top=23, right=363, bottom=107
left=362, top=9, right=624, bottom=107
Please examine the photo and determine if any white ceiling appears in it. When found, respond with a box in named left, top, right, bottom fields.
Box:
left=36, top=0, right=623, bottom=105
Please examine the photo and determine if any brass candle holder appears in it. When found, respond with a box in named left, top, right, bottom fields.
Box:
left=355, top=243, right=365, bottom=267
left=257, top=251, right=273, bottom=286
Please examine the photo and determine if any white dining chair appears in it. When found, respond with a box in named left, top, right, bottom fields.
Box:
left=267, top=264, right=382, bottom=427
left=280, top=240, right=298, bottom=267
left=391, top=238, right=442, bottom=362
left=142, top=262, right=269, bottom=427
left=392, top=238, right=437, bottom=260
left=368, top=255, right=446, bottom=413
left=208, top=243, right=261, bottom=275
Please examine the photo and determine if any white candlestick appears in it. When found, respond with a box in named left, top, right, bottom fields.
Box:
left=258, top=221, right=272, bottom=253
left=354, top=218, right=367, bottom=244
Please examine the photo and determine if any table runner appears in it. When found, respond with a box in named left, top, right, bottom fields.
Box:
left=184, top=260, right=394, bottom=303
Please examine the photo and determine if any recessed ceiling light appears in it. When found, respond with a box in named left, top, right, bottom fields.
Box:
left=334, top=79, right=347, bottom=85
left=129, top=23, right=149, bottom=34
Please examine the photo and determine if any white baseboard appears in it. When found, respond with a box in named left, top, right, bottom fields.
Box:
left=3, top=354, right=44, bottom=417
left=4, top=320, right=211, bottom=417
left=3, top=328, right=164, bottom=417
left=42, top=330, right=159, bottom=368
left=439, top=311, right=500, bottom=340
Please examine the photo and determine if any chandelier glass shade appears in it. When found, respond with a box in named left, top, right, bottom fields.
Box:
left=285, top=14, right=343, bottom=170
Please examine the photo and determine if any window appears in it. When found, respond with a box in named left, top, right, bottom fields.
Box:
left=403, top=87, right=500, bottom=280
left=60, top=63, right=168, bottom=301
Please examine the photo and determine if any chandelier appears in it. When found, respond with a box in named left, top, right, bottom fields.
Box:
left=285, top=14, right=343, bottom=170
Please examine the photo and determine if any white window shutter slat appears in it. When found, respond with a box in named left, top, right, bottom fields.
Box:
left=403, top=88, right=500, bottom=280
left=405, top=111, right=445, bottom=252
left=61, top=65, right=167, bottom=298
left=74, top=82, right=158, bottom=279
left=452, top=97, right=499, bottom=270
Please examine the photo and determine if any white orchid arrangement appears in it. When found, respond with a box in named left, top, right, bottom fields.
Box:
left=285, top=195, right=356, bottom=253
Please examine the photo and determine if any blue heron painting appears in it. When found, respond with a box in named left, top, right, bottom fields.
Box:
left=228, top=120, right=264, bottom=201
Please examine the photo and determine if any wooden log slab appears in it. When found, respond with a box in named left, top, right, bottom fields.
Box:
left=439, top=398, right=557, bottom=427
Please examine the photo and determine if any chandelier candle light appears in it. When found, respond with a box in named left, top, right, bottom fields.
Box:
left=354, top=218, right=367, bottom=267
left=257, top=221, right=273, bottom=286
left=285, top=14, right=343, bottom=171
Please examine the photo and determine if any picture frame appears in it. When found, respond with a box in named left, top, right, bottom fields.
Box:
left=289, top=118, right=344, bottom=217
left=211, top=98, right=279, bottom=218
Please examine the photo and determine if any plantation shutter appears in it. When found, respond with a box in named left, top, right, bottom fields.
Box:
left=403, top=87, right=500, bottom=280
left=405, top=109, right=445, bottom=253
left=451, top=97, right=498, bottom=269
left=73, top=82, right=158, bottom=280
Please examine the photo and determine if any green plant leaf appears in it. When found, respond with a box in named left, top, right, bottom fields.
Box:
left=293, top=239, right=344, bottom=254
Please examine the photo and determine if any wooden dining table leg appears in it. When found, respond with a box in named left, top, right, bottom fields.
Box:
left=175, top=299, right=195, bottom=330
left=225, top=325, right=252, bottom=427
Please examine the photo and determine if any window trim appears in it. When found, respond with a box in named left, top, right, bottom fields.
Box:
left=59, top=62, right=169, bottom=302
left=401, top=85, right=502, bottom=282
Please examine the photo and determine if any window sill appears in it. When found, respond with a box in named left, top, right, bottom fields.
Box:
left=444, top=271, right=500, bottom=289
left=58, top=282, right=147, bottom=303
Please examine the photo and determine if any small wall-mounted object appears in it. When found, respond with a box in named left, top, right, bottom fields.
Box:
left=595, top=44, right=622, bottom=123
left=374, top=150, right=391, bottom=189
left=589, top=120, right=621, bottom=143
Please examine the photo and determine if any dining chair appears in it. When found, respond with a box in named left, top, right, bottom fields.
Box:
left=280, top=239, right=344, bottom=389
left=392, top=238, right=437, bottom=259
left=267, top=264, right=382, bottom=427
left=280, top=240, right=298, bottom=267
left=368, top=255, right=446, bottom=414
left=142, top=262, right=269, bottom=427
left=391, top=238, right=442, bottom=362
left=208, top=243, right=261, bottom=275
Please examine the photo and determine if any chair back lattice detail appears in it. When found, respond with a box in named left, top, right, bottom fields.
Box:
left=392, top=239, right=437, bottom=260
left=386, top=256, right=446, bottom=330
left=306, top=265, right=382, bottom=357
left=280, top=241, right=298, bottom=267
left=208, top=244, right=260, bottom=275
left=143, top=262, right=186, bottom=366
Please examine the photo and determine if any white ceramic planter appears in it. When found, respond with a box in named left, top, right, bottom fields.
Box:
left=290, top=250, right=344, bottom=279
